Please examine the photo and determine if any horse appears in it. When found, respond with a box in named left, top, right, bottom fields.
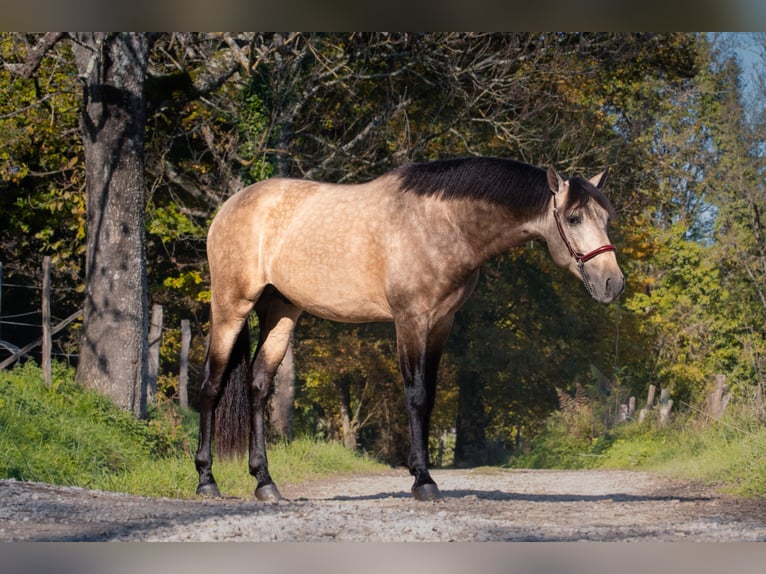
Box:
left=194, top=156, right=624, bottom=501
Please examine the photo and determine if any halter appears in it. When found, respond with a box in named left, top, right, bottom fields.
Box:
left=551, top=192, right=616, bottom=296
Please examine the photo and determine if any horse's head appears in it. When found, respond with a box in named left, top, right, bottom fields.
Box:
left=544, top=167, right=625, bottom=304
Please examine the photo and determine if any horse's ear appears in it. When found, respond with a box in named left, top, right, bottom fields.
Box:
left=589, top=169, right=608, bottom=190
left=547, top=166, right=565, bottom=195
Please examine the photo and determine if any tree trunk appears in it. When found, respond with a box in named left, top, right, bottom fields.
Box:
left=337, top=373, right=359, bottom=450
left=270, top=337, right=295, bottom=441
left=454, top=368, right=488, bottom=467
left=267, top=102, right=296, bottom=439
left=72, top=33, right=153, bottom=419
left=339, top=402, right=358, bottom=451
left=146, top=303, right=163, bottom=405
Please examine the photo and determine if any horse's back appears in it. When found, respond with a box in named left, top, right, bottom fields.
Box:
left=208, top=176, right=401, bottom=322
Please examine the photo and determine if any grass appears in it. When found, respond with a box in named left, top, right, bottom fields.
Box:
left=596, top=412, right=766, bottom=497
left=5, top=361, right=764, bottom=499
left=511, top=406, right=766, bottom=498
left=0, top=361, right=386, bottom=499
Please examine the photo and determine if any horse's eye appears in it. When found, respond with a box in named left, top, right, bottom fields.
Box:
left=567, top=215, right=582, bottom=226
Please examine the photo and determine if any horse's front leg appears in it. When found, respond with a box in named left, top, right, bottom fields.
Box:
left=396, top=318, right=442, bottom=501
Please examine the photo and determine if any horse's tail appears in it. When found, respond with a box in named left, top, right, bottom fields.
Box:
left=213, top=322, right=251, bottom=460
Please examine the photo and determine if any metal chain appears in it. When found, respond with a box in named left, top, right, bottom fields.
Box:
left=578, top=261, right=594, bottom=297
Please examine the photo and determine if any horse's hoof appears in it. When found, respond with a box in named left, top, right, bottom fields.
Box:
left=255, top=483, right=282, bottom=502
left=196, top=483, right=222, bottom=498
left=412, top=483, right=441, bottom=501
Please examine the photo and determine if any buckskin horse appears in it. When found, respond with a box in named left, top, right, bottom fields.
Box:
left=195, top=157, right=624, bottom=501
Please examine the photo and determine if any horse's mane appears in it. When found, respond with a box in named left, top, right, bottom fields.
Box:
left=396, top=157, right=615, bottom=218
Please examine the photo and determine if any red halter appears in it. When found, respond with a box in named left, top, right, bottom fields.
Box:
left=552, top=193, right=616, bottom=266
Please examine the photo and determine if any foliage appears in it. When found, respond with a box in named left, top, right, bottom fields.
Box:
left=0, top=34, right=85, bottom=324
left=297, top=321, right=410, bottom=462
left=510, top=383, right=613, bottom=470
left=624, top=225, right=743, bottom=402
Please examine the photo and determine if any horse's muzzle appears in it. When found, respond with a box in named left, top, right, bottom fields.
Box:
left=599, top=273, right=625, bottom=304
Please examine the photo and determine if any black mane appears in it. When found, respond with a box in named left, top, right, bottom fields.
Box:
left=396, top=157, right=615, bottom=218
left=396, top=157, right=551, bottom=215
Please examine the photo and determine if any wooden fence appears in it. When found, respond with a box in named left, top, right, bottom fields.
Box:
left=621, top=375, right=732, bottom=428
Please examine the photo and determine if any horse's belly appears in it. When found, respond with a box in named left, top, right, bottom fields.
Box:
left=300, top=296, right=393, bottom=323
left=270, top=271, right=392, bottom=323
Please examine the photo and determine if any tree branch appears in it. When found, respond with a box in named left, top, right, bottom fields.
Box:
left=4, top=32, right=66, bottom=79
left=145, top=34, right=252, bottom=110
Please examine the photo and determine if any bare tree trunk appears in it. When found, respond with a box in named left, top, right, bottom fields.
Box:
left=337, top=373, right=359, bottom=450
left=146, top=303, right=163, bottom=405
left=270, top=337, right=295, bottom=441
left=72, top=33, right=153, bottom=419
left=339, top=400, right=358, bottom=450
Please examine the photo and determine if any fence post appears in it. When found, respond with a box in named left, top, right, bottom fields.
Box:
left=179, top=319, right=190, bottom=409
left=639, top=384, right=656, bottom=423
left=707, top=374, right=731, bottom=420
left=146, top=303, right=163, bottom=405
left=42, top=256, right=52, bottom=387
left=659, top=388, right=673, bottom=426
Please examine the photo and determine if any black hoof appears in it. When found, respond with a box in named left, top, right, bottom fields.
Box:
left=196, top=482, right=222, bottom=498
left=255, top=483, right=282, bottom=502
left=412, top=482, right=441, bottom=501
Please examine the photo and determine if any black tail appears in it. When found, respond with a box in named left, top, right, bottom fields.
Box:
left=214, top=323, right=251, bottom=460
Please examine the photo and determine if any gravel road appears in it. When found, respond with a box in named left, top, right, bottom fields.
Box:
left=2, top=468, right=766, bottom=542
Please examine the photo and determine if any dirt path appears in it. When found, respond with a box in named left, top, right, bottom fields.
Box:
left=2, top=468, right=765, bottom=541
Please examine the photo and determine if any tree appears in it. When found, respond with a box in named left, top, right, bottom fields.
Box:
left=6, top=33, right=249, bottom=417
left=71, top=33, right=155, bottom=417
left=4, top=32, right=152, bottom=413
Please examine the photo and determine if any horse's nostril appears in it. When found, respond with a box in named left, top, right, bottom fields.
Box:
left=606, top=275, right=625, bottom=299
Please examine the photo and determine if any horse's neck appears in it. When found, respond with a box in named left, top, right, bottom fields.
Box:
left=444, top=198, right=545, bottom=263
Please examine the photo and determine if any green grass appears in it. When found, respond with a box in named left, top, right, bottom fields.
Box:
left=596, top=413, right=766, bottom=497
left=511, top=407, right=766, bottom=498
left=6, top=361, right=764, bottom=499
left=0, top=362, right=386, bottom=498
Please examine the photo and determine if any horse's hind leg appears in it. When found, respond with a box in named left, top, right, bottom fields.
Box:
left=195, top=298, right=254, bottom=497
left=249, top=289, right=302, bottom=501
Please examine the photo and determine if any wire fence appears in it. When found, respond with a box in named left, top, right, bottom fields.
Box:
left=1, top=260, right=192, bottom=406
left=0, top=262, right=82, bottom=369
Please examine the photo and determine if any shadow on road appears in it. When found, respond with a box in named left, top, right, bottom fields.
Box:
left=325, top=489, right=713, bottom=503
